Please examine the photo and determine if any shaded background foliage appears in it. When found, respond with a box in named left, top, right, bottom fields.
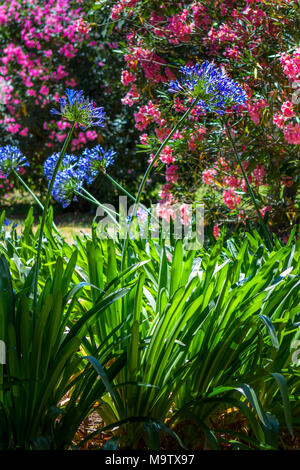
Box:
left=0, top=0, right=143, bottom=207
left=0, top=0, right=299, bottom=234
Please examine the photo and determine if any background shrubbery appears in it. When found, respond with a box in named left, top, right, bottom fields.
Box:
left=0, top=0, right=299, bottom=233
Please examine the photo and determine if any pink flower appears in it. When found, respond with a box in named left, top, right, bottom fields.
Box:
left=180, top=203, right=192, bottom=226
left=280, top=49, right=300, bottom=81
left=260, top=205, right=272, bottom=218
left=148, top=153, right=158, bottom=167
left=202, top=168, right=217, bottom=185
left=247, top=99, right=267, bottom=125
left=19, top=127, right=28, bottom=136
left=213, top=224, right=220, bottom=239
left=121, top=70, right=136, bottom=86
left=223, top=189, right=241, bottom=209
left=166, top=165, right=178, bottom=183
left=86, top=130, right=97, bottom=141
left=75, top=18, right=90, bottom=35
left=139, top=133, right=149, bottom=145
left=121, top=85, right=140, bottom=107
left=40, top=85, right=49, bottom=96
left=273, top=113, right=285, bottom=129
left=134, top=100, right=161, bottom=130
left=160, top=146, right=176, bottom=165
left=283, top=124, right=300, bottom=145
left=252, top=165, right=266, bottom=186
left=155, top=127, right=170, bottom=142
left=224, top=176, right=241, bottom=189
left=57, top=133, right=66, bottom=142
left=159, top=184, right=173, bottom=201
left=281, top=100, right=295, bottom=119
left=157, top=201, right=176, bottom=223
left=188, top=139, right=197, bottom=152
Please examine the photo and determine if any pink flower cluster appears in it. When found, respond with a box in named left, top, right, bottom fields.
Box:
left=223, top=189, right=241, bottom=210
left=121, top=85, right=140, bottom=107
left=273, top=100, right=300, bottom=145
left=273, top=100, right=296, bottom=129
left=283, top=124, right=300, bottom=145
left=280, top=48, right=300, bottom=81
left=114, top=0, right=298, bottom=230
left=134, top=100, right=162, bottom=131
left=156, top=184, right=190, bottom=226
left=121, top=70, right=136, bottom=86
left=76, top=17, right=91, bottom=35
left=111, top=0, right=139, bottom=21
left=160, top=146, right=176, bottom=166
left=167, top=10, right=195, bottom=44
left=202, top=157, right=270, bottom=214
left=246, top=99, right=267, bottom=125
left=165, top=165, right=179, bottom=184
left=0, top=0, right=98, bottom=150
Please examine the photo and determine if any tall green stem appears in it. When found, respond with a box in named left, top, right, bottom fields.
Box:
left=13, top=169, right=44, bottom=211
left=75, top=188, right=120, bottom=226
left=13, top=169, right=63, bottom=236
left=223, top=119, right=272, bottom=250
left=104, top=171, right=136, bottom=203
left=121, top=95, right=202, bottom=271
left=103, top=171, right=159, bottom=224
left=32, top=122, right=76, bottom=313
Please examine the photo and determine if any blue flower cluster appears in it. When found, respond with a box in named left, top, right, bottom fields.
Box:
left=0, top=145, right=29, bottom=176
left=44, top=145, right=115, bottom=208
left=168, top=61, right=247, bottom=115
left=51, top=167, right=86, bottom=208
left=81, top=146, right=115, bottom=184
left=50, top=89, right=106, bottom=128
left=44, top=153, right=78, bottom=182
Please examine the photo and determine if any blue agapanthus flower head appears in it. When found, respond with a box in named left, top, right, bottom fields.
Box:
left=80, top=145, right=115, bottom=185
left=0, top=145, right=29, bottom=176
left=168, top=61, right=247, bottom=115
left=51, top=166, right=85, bottom=208
left=44, top=152, right=78, bottom=181
left=46, top=145, right=115, bottom=207
left=50, top=89, right=106, bottom=128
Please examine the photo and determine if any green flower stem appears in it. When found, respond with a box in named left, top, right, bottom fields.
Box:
left=121, top=95, right=202, bottom=272
left=103, top=171, right=159, bottom=225
left=223, top=119, right=272, bottom=250
left=79, top=187, right=119, bottom=215
left=74, top=190, right=98, bottom=205
left=33, top=122, right=76, bottom=314
left=13, top=169, right=64, bottom=237
left=104, top=171, right=136, bottom=203
left=12, top=169, right=44, bottom=211
left=76, top=188, right=120, bottom=227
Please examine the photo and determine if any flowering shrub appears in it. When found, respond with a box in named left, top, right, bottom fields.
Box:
left=0, top=1, right=89, bottom=145
left=99, top=0, right=299, bottom=234
left=1, top=0, right=299, bottom=234
left=0, top=0, right=140, bottom=198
